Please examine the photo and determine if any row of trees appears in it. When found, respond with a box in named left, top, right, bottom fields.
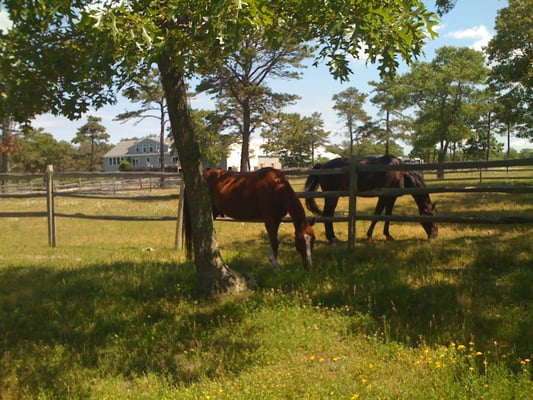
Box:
left=3, top=117, right=112, bottom=173
left=105, top=1, right=532, bottom=170
left=3, top=2, right=532, bottom=174
left=0, top=0, right=530, bottom=294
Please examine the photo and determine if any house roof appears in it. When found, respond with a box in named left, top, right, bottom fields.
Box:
left=103, top=140, right=138, bottom=158
left=103, top=137, right=172, bottom=158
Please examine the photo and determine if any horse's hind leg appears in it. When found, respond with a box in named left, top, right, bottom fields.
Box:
left=323, top=196, right=340, bottom=243
left=367, top=196, right=387, bottom=243
left=264, top=219, right=281, bottom=269
left=382, top=196, right=397, bottom=241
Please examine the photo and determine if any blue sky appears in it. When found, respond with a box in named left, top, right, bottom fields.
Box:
left=4, top=1, right=524, bottom=151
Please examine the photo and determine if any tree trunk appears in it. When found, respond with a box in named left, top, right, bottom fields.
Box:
left=158, top=54, right=247, bottom=295
left=1, top=118, right=14, bottom=192
left=437, top=141, right=448, bottom=179
left=160, top=104, right=166, bottom=172
left=240, top=100, right=251, bottom=172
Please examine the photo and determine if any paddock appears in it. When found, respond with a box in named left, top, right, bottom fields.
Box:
left=1, top=160, right=532, bottom=399
left=1, top=158, right=533, bottom=251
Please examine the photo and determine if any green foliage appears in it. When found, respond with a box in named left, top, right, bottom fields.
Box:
left=401, top=46, right=489, bottom=163
left=72, top=115, right=111, bottom=171
left=486, top=0, right=533, bottom=92
left=261, top=112, right=329, bottom=167
left=327, top=138, right=405, bottom=159
left=118, top=159, right=131, bottom=171
left=11, top=127, right=75, bottom=172
left=196, top=30, right=310, bottom=170
left=332, top=87, right=370, bottom=156
left=0, top=0, right=442, bottom=124
left=192, top=109, right=235, bottom=167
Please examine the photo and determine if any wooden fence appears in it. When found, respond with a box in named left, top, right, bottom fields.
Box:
left=1, top=158, right=533, bottom=249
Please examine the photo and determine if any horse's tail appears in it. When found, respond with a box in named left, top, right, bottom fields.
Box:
left=183, top=189, right=193, bottom=260
left=304, top=163, right=323, bottom=215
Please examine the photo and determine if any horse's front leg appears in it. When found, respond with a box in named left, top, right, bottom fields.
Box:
left=367, top=196, right=387, bottom=243
left=382, top=196, right=397, bottom=241
left=323, top=196, right=340, bottom=243
left=264, top=219, right=281, bottom=270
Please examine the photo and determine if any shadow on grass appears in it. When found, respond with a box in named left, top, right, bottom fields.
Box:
left=0, top=261, right=258, bottom=397
left=1, top=229, right=531, bottom=397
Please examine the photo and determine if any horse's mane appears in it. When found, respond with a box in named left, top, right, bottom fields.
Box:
left=404, top=170, right=426, bottom=188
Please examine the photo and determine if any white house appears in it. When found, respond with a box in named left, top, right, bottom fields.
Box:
left=102, top=137, right=179, bottom=172
left=220, top=141, right=281, bottom=170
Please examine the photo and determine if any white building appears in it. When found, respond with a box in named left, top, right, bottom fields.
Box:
left=220, top=141, right=281, bottom=170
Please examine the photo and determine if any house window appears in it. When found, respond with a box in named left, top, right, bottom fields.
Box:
left=142, top=145, right=147, bottom=153
left=149, top=145, right=154, bottom=152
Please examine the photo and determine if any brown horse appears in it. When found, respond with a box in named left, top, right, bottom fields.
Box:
left=304, top=155, right=438, bottom=243
left=185, top=167, right=315, bottom=269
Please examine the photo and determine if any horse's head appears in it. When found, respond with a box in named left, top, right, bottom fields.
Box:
left=295, top=220, right=315, bottom=270
left=421, top=201, right=438, bottom=239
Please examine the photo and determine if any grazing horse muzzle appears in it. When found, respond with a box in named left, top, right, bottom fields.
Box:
left=422, top=201, right=438, bottom=239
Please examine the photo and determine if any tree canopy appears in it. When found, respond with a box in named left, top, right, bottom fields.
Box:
left=400, top=46, right=489, bottom=167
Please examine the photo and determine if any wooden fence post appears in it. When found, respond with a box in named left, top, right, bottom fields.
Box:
left=46, top=164, right=56, bottom=247
left=348, top=156, right=358, bottom=250
left=175, top=179, right=185, bottom=250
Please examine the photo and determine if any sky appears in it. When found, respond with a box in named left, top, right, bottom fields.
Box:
left=3, top=0, right=527, bottom=152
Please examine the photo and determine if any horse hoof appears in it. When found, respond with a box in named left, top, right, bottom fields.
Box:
left=328, top=237, right=340, bottom=244
left=367, top=237, right=375, bottom=243
left=385, top=236, right=394, bottom=242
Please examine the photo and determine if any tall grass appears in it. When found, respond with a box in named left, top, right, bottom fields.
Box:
left=0, top=188, right=531, bottom=399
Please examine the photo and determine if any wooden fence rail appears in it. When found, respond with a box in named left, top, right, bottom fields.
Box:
left=1, top=158, right=533, bottom=249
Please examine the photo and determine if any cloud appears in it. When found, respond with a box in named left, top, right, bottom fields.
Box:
left=445, top=25, right=493, bottom=51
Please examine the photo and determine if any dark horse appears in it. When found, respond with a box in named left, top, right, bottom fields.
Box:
left=185, top=167, right=315, bottom=269
left=304, top=155, right=438, bottom=243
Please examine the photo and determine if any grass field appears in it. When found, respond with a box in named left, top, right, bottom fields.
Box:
left=0, top=179, right=532, bottom=399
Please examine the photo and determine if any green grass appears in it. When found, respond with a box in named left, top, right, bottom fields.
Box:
left=0, top=187, right=532, bottom=399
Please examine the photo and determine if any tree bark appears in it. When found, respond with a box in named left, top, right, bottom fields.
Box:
left=158, top=54, right=247, bottom=295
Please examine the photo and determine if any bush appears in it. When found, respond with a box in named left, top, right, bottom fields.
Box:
left=118, top=160, right=131, bottom=171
